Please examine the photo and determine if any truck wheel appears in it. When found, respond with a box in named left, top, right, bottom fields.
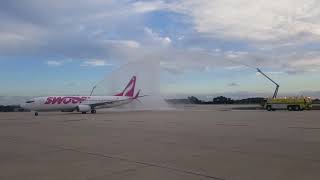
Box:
left=294, top=106, right=300, bottom=111
left=266, top=105, right=272, bottom=111
left=287, top=106, right=293, bottom=111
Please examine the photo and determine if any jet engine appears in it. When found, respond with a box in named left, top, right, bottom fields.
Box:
left=77, top=105, right=91, bottom=112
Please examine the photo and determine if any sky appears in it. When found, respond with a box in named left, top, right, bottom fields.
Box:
left=1, top=0, right=320, bottom=101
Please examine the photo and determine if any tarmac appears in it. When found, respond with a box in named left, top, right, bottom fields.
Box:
left=0, top=105, right=320, bottom=180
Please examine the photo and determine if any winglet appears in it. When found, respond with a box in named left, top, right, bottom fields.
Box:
left=134, top=89, right=141, bottom=99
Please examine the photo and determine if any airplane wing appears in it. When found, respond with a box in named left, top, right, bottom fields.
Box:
left=86, top=90, right=147, bottom=109
left=87, top=99, right=130, bottom=108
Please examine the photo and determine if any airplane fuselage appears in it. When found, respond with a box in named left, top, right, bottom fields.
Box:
left=21, top=96, right=133, bottom=112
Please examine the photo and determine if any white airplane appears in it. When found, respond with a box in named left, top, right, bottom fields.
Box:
left=21, top=76, right=142, bottom=116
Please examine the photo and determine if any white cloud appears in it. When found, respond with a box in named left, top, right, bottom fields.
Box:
left=46, top=59, right=73, bottom=67
left=160, top=61, right=184, bottom=74
left=225, top=66, right=248, bottom=71
left=132, top=0, right=168, bottom=13
left=46, top=60, right=63, bottom=66
left=170, top=0, right=320, bottom=41
left=0, top=32, right=25, bottom=43
left=104, top=40, right=140, bottom=48
left=291, top=57, right=320, bottom=67
left=81, top=59, right=113, bottom=67
left=1, top=0, right=320, bottom=75
left=144, top=27, right=172, bottom=45
left=284, top=56, right=320, bottom=73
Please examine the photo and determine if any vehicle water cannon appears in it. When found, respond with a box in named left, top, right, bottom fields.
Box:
left=256, top=68, right=279, bottom=99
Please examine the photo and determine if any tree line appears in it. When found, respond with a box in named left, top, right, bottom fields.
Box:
left=167, top=96, right=320, bottom=105
left=0, top=105, right=29, bottom=112
left=167, top=96, right=266, bottom=105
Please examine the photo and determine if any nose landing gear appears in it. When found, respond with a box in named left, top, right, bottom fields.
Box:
left=35, top=112, right=38, bottom=116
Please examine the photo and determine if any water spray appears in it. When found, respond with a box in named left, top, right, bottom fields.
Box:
left=91, top=60, right=171, bottom=111
left=227, top=57, right=280, bottom=99
left=89, top=85, right=97, bottom=96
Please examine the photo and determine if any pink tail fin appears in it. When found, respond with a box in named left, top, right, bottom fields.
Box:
left=115, top=76, right=136, bottom=97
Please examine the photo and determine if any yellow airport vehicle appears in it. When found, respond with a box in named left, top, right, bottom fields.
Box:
left=265, top=97, right=312, bottom=111
left=257, top=68, right=313, bottom=111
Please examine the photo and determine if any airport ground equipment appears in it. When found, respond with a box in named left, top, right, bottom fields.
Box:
left=264, top=97, right=312, bottom=111
left=256, top=68, right=312, bottom=111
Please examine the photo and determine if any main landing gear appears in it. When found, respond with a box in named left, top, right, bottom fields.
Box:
left=82, top=110, right=96, bottom=114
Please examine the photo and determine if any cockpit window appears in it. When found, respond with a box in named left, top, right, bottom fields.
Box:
left=26, top=101, right=35, bottom=103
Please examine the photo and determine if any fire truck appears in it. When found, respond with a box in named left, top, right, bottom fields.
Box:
left=257, top=68, right=312, bottom=111
left=264, top=97, right=312, bottom=111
